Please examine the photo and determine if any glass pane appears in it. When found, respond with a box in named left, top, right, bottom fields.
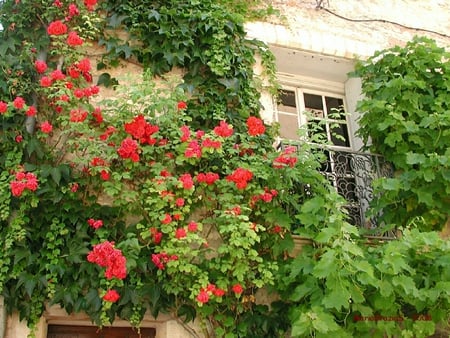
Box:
left=303, top=93, right=324, bottom=118
left=330, top=122, right=350, bottom=147
left=277, top=90, right=297, bottom=114
left=325, top=96, right=344, bottom=119
left=278, top=113, right=300, bottom=139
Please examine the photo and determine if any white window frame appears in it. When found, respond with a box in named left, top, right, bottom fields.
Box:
left=274, top=76, right=355, bottom=151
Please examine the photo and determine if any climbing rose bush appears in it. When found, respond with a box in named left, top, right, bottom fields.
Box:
left=0, top=0, right=303, bottom=330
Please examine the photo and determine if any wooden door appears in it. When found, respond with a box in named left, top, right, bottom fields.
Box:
left=47, top=325, right=156, bottom=338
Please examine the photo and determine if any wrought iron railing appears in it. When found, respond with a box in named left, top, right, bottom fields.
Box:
left=279, top=142, right=395, bottom=237
left=315, top=148, right=394, bottom=235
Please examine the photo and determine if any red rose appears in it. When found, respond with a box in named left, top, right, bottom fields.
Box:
left=175, top=228, right=186, bottom=239
left=161, top=214, right=172, bottom=224
left=40, top=76, right=52, bottom=87
left=246, top=116, right=266, bottom=136
left=40, top=121, right=53, bottom=134
left=175, top=198, right=185, bottom=207
left=0, top=101, right=8, bottom=114
left=100, top=170, right=110, bottom=181
left=187, top=221, right=198, bottom=232
left=226, top=168, right=253, bottom=189
left=177, top=101, right=187, bottom=110
left=47, top=20, right=68, bottom=36
left=26, top=106, right=37, bottom=117
left=179, top=173, right=194, bottom=189
left=213, top=120, right=233, bottom=137
left=196, top=289, right=209, bottom=304
left=232, top=284, right=243, bottom=294
left=103, top=290, right=120, bottom=303
left=34, top=60, right=48, bottom=74
left=13, top=97, right=25, bottom=109
left=67, top=31, right=83, bottom=46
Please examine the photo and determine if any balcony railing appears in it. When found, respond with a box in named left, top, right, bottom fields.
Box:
left=317, top=148, right=394, bottom=235
left=279, top=142, right=395, bottom=238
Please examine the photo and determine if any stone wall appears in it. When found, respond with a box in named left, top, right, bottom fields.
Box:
left=247, top=0, right=449, bottom=58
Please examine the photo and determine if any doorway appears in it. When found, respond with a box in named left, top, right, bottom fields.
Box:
left=47, top=325, right=156, bottom=338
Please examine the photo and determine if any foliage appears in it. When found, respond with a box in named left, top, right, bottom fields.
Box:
left=352, top=37, right=450, bottom=231
left=98, top=0, right=278, bottom=129
left=277, top=226, right=450, bottom=337
left=0, top=0, right=300, bottom=337
left=1, top=1, right=449, bottom=338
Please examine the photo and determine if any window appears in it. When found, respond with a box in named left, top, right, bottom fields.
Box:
left=277, top=88, right=351, bottom=148
left=276, top=85, right=393, bottom=234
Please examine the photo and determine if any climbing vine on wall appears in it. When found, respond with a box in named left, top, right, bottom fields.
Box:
left=1, top=1, right=450, bottom=337
left=353, top=37, right=450, bottom=231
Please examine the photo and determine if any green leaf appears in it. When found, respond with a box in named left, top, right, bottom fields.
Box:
left=381, top=178, right=401, bottom=191
left=406, top=152, right=426, bottom=165
left=312, top=250, right=336, bottom=278
left=24, top=278, right=37, bottom=297
left=322, top=287, right=351, bottom=311
left=50, top=167, right=62, bottom=186
left=97, top=72, right=118, bottom=87
left=315, top=227, right=337, bottom=243
left=392, top=275, right=418, bottom=297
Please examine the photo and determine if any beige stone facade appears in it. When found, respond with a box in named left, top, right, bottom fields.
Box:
left=2, top=1, right=449, bottom=338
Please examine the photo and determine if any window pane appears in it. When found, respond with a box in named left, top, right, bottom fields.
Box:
left=330, top=122, right=350, bottom=147
left=325, top=96, right=344, bottom=118
left=277, top=90, right=297, bottom=114
left=278, top=113, right=300, bottom=139
left=304, top=93, right=323, bottom=110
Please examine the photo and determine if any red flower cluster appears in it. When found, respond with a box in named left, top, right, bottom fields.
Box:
left=0, top=101, right=7, bottom=114
left=13, top=97, right=25, bottom=109
left=185, top=140, right=202, bottom=158
left=47, top=20, right=68, bottom=35
left=151, top=252, right=178, bottom=270
left=87, top=218, right=103, bottom=230
left=246, top=116, right=266, bottom=136
left=196, top=283, right=226, bottom=304
left=99, top=126, right=116, bottom=141
left=179, top=173, right=194, bottom=189
left=226, top=168, right=253, bottom=189
left=225, top=205, right=241, bottom=216
left=232, top=283, right=244, bottom=294
left=175, top=228, right=187, bottom=239
left=103, top=289, right=120, bottom=303
left=150, top=227, right=163, bottom=244
left=70, top=109, right=88, bottom=122
left=117, top=137, right=140, bottom=162
left=91, top=157, right=107, bottom=167
left=84, top=0, right=98, bottom=10
left=196, top=172, right=219, bottom=185
left=213, top=120, right=233, bottom=137
left=10, top=171, right=39, bottom=197
left=40, top=121, right=53, bottom=134
left=67, top=31, right=83, bottom=46
left=161, top=214, right=172, bottom=224
left=177, top=101, right=187, bottom=110
left=87, top=241, right=127, bottom=280
left=35, top=60, right=48, bottom=74
left=26, top=106, right=37, bottom=117
left=187, top=221, right=198, bottom=232
left=250, top=187, right=278, bottom=206
left=68, top=3, right=80, bottom=18
left=273, top=146, right=298, bottom=168
left=124, top=115, right=159, bottom=145
left=201, top=137, right=221, bottom=149
left=180, top=125, right=191, bottom=142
